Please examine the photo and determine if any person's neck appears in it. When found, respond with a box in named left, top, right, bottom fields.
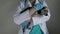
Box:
left=29, top=0, right=36, bottom=7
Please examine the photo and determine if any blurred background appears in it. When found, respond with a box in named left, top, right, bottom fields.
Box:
left=0, top=0, right=60, bottom=34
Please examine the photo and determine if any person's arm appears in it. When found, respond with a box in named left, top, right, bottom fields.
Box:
left=13, top=1, right=31, bottom=25
left=42, top=1, right=51, bottom=22
left=32, top=1, right=51, bottom=25
left=34, top=0, right=51, bottom=22
left=29, top=7, right=35, bottom=16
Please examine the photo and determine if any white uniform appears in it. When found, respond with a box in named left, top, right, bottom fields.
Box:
left=13, top=0, right=51, bottom=34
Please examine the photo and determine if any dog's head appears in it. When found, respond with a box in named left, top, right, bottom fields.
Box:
left=37, top=7, right=48, bottom=16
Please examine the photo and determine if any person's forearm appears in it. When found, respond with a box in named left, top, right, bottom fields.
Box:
left=29, top=7, right=35, bottom=16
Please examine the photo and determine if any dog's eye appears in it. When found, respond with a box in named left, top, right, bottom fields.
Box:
left=44, top=10, right=48, bottom=12
left=42, top=10, right=48, bottom=14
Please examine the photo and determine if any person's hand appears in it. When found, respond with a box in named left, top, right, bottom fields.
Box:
left=34, top=3, right=43, bottom=11
left=29, top=7, right=35, bottom=16
left=29, top=7, right=40, bottom=17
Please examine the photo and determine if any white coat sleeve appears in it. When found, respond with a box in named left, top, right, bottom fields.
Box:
left=13, top=1, right=31, bottom=25
left=42, top=1, right=51, bottom=22
left=32, top=1, right=51, bottom=25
